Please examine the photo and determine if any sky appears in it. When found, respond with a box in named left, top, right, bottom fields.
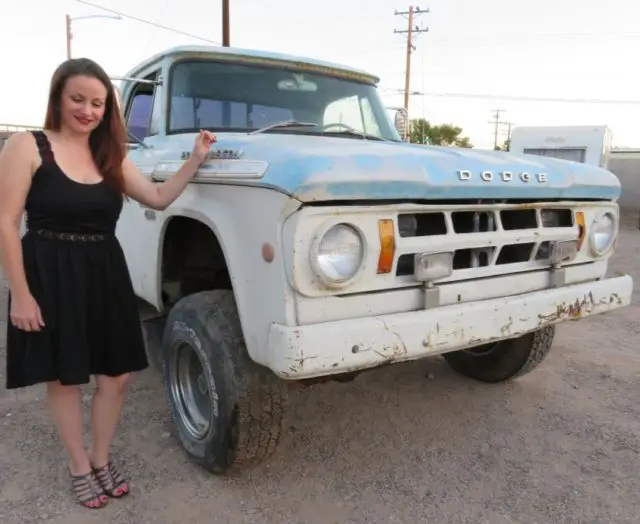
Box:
left=1, top=0, right=639, bottom=150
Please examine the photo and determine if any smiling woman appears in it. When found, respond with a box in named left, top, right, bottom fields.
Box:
left=43, top=60, right=128, bottom=189
left=0, top=57, right=216, bottom=510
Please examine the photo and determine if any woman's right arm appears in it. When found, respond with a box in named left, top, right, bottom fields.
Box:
left=0, top=132, right=44, bottom=331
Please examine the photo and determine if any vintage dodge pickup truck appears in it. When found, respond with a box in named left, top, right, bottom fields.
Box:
left=115, top=45, right=632, bottom=474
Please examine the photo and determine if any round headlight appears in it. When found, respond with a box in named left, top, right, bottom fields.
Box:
left=589, top=212, right=616, bottom=255
left=313, top=224, right=364, bottom=285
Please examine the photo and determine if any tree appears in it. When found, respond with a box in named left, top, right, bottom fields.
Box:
left=495, top=138, right=511, bottom=151
left=409, top=118, right=473, bottom=148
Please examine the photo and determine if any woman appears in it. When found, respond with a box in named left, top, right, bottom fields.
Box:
left=0, top=58, right=216, bottom=509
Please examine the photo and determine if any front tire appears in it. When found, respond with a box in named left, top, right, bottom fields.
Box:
left=161, top=290, right=287, bottom=474
left=443, top=326, right=555, bottom=383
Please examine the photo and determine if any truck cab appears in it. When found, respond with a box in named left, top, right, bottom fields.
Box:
left=115, top=45, right=632, bottom=474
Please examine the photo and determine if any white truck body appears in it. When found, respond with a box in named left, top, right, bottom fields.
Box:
left=120, top=178, right=627, bottom=379
left=113, top=45, right=632, bottom=473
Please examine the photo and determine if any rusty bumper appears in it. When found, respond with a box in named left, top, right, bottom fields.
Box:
left=267, top=275, right=633, bottom=379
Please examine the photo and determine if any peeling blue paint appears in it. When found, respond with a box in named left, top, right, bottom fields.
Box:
left=145, top=133, right=621, bottom=202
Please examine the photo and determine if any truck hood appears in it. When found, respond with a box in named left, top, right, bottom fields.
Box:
left=152, top=133, right=621, bottom=202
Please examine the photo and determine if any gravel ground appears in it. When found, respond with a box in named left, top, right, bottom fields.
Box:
left=1, top=215, right=638, bottom=524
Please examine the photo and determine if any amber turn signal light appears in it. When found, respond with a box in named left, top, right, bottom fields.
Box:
left=575, top=211, right=586, bottom=250
left=377, top=219, right=396, bottom=274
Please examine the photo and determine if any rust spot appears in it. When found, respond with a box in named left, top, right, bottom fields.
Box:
left=381, top=319, right=408, bottom=357
left=608, top=293, right=622, bottom=305
left=261, top=242, right=275, bottom=263
left=501, top=317, right=513, bottom=336
left=513, top=202, right=540, bottom=210
left=538, top=292, right=595, bottom=324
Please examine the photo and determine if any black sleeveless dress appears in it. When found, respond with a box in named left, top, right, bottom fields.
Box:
left=5, top=130, right=148, bottom=389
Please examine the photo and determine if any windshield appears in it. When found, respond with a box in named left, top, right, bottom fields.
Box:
left=168, top=59, right=401, bottom=141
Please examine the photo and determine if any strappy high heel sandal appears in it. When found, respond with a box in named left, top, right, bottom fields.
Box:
left=70, top=470, right=109, bottom=509
left=92, top=460, right=130, bottom=498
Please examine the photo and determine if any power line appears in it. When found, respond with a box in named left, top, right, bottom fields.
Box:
left=73, top=0, right=221, bottom=45
left=393, top=6, right=429, bottom=112
left=426, top=30, right=640, bottom=44
left=141, top=0, right=171, bottom=55
left=380, top=88, right=640, bottom=105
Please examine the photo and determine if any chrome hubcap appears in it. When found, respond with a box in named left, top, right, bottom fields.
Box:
left=170, top=341, right=213, bottom=440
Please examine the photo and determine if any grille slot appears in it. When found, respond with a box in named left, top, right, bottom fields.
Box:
left=451, top=211, right=497, bottom=233
left=453, top=247, right=496, bottom=269
left=398, top=213, right=446, bottom=237
left=496, top=243, right=536, bottom=265
left=500, top=209, right=537, bottom=230
left=541, top=208, right=573, bottom=227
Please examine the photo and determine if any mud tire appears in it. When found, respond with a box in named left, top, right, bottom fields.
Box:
left=443, top=326, right=555, bottom=383
left=161, top=290, right=287, bottom=474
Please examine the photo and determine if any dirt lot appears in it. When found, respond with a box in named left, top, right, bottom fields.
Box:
left=1, top=215, right=639, bottom=524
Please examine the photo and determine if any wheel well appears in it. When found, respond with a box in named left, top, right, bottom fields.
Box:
left=161, top=216, right=231, bottom=307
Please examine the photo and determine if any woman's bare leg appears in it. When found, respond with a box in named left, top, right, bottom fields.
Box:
left=88, top=374, right=132, bottom=497
left=89, top=373, right=131, bottom=466
left=47, top=380, right=108, bottom=508
left=46, top=381, right=90, bottom=474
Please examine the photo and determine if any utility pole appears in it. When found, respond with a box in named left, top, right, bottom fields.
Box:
left=66, top=14, right=72, bottom=59
left=394, top=6, right=429, bottom=112
left=222, top=0, right=230, bottom=46
left=489, top=109, right=510, bottom=150
left=506, top=122, right=513, bottom=151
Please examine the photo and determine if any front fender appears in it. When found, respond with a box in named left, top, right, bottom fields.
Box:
left=157, top=184, right=301, bottom=366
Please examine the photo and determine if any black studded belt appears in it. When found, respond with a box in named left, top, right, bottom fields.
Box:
left=34, top=229, right=108, bottom=242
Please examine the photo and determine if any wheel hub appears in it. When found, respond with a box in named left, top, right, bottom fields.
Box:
left=170, top=341, right=214, bottom=440
left=197, top=373, right=208, bottom=395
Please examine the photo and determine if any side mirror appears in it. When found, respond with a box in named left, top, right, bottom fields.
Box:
left=387, top=107, right=409, bottom=141
left=126, top=131, right=151, bottom=150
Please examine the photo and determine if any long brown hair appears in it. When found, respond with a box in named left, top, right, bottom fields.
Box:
left=44, top=58, right=127, bottom=195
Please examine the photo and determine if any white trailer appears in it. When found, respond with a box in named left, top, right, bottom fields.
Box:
left=609, top=148, right=640, bottom=211
left=509, top=125, right=613, bottom=169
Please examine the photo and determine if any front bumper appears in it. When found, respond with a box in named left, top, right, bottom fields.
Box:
left=266, top=275, right=632, bottom=379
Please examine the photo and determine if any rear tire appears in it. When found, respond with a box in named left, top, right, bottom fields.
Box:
left=443, top=326, right=555, bottom=383
left=161, top=290, right=287, bottom=474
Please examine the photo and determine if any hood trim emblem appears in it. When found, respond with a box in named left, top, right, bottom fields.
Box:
left=458, top=170, right=547, bottom=183
left=181, top=149, right=244, bottom=160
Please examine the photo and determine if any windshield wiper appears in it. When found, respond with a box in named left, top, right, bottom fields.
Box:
left=321, top=129, right=389, bottom=141
left=249, top=119, right=318, bottom=135
left=315, top=122, right=391, bottom=142
left=249, top=119, right=394, bottom=142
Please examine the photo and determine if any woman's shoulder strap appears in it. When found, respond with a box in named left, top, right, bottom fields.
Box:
left=29, top=130, right=54, bottom=165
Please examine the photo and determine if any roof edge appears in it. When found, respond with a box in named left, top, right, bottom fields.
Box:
left=122, top=45, right=380, bottom=84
